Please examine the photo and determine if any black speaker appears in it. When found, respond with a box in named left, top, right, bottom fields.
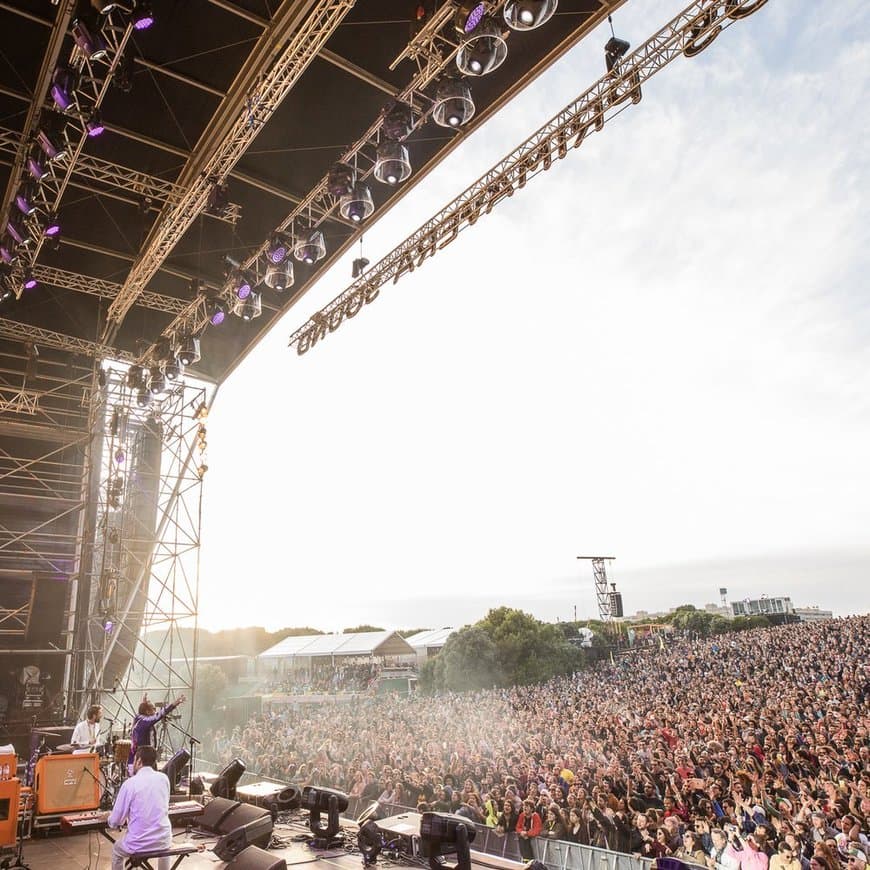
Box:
left=198, top=797, right=241, bottom=832
left=222, top=802, right=271, bottom=832
left=214, top=815, right=273, bottom=860
left=26, top=574, right=68, bottom=644
left=609, top=591, right=624, bottom=618
left=228, top=845, right=287, bottom=869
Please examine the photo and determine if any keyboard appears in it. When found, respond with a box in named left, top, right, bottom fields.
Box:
left=61, top=801, right=203, bottom=832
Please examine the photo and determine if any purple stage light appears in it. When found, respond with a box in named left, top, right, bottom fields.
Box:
left=209, top=306, right=226, bottom=326
left=72, top=19, right=107, bottom=60
left=86, top=111, right=105, bottom=137
left=23, top=274, right=38, bottom=290
left=0, top=246, right=14, bottom=265
left=6, top=219, right=26, bottom=245
left=463, top=2, right=486, bottom=32
left=132, top=1, right=154, bottom=30
left=44, top=215, right=61, bottom=237
left=15, top=186, right=37, bottom=216
left=27, top=155, right=47, bottom=180
left=50, top=66, right=76, bottom=111
left=235, top=278, right=251, bottom=300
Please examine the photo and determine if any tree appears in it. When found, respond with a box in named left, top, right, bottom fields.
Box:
left=343, top=624, right=385, bottom=633
left=435, top=625, right=505, bottom=691
left=195, top=663, right=227, bottom=713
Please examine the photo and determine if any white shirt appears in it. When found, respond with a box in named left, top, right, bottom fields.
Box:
left=107, top=766, right=171, bottom=852
left=71, top=719, right=103, bottom=746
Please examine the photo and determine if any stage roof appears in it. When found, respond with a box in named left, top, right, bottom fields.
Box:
left=404, top=627, right=456, bottom=649
left=259, top=630, right=414, bottom=659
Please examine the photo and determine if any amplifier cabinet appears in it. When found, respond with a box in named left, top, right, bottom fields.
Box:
left=34, top=753, right=100, bottom=815
left=0, top=778, right=21, bottom=847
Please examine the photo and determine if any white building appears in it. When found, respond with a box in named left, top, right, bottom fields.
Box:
left=793, top=606, right=834, bottom=622
left=403, top=627, right=456, bottom=665
left=730, top=596, right=793, bottom=617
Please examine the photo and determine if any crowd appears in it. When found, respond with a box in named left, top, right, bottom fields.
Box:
left=203, top=616, right=869, bottom=870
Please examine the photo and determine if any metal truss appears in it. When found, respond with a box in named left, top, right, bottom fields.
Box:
left=0, top=317, right=132, bottom=362
left=7, top=7, right=136, bottom=298
left=288, top=0, right=771, bottom=354
left=67, top=366, right=211, bottom=745
left=103, top=0, right=357, bottom=338
left=31, top=265, right=189, bottom=316
left=577, top=556, right=616, bottom=623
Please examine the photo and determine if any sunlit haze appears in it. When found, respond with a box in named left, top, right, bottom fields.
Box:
left=197, top=0, right=870, bottom=632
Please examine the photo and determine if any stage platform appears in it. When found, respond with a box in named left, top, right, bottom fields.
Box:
left=13, top=812, right=525, bottom=870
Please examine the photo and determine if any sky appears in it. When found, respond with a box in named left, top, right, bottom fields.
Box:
left=196, top=0, right=870, bottom=633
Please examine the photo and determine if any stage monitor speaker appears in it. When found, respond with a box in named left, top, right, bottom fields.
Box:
left=220, top=802, right=271, bottom=833
left=34, top=753, right=100, bottom=815
left=214, top=815, right=274, bottom=860
left=198, top=797, right=241, bottom=833
left=228, top=845, right=287, bottom=869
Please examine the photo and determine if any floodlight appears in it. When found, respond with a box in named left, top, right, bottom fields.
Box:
left=293, top=229, right=326, bottom=265
left=27, top=152, right=48, bottom=181
left=211, top=758, right=245, bottom=799
left=136, top=387, right=151, bottom=407
left=327, top=163, right=355, bottom=197
left=227, top=270, right=252, bottom=300
left=72, top=18, right=107, bottom=60
left=358, top=820, right=382, bottom=866
left=503, top=0, right=558, bottom=31
left=175, top=335, right=201, bottom=366
left=51, top=65, right=77, bottom=111
left=37, top=118, right=69, bottom=162
left=206, top=297, right=226, bottom=326
left=382, top=101, right=414, bottom=140
left=237, top=290, right=262, bottom=321
left=148, top=365, right=165, bottom=395
left=15, top=183, right=39, bottom=216
left=6, top=218, right=27, bottom=246
left=374, top=141, right=411, bottom=186
left=43, top=213, right=61, bottom=237
left=266, top=233, right=291, bottom=265
left=456, top=17, right=507, bottom=77
left=131, top=0, right=154, bottom=30
left=432, top=79, right=475, bottom=128
left=86, top=110, right=105, bottom=137
left=23, top=271, right=38, bottom=290
left=419, top=812, right=476, bottom=870
left=264, top=260, right=294, bottom=292
left=605, top=36, right=630, bottom=73
left=339, top=181, right=375, bottom=224
left=454, top=1, right=486, bottom=34
left=302, top=786, right=348, bottom=843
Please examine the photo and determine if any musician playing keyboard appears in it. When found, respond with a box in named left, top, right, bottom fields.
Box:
left=107, top=745, right=172, bottom=870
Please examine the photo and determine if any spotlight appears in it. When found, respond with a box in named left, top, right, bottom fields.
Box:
left=419, top=812, right=476, bottom=870
left=503, top=0, right=558, bottom=30
left=327, top=163, right=356, bottom=197
left=164, top=359, right=183, bottom=381
left=264, top=260, right=294, bottom=292
left=86, top=110, right=105, bottom=137
left=374, top=141, right=412, bottom=186
left=302, top=786, right=348, bottom=844
left=382, top=101, right=414, bottom=140
left=6, top=218, right=27, bottom=246
left=50, top=65, right=77, bottom=111
left=176, top=335, right=201, bottom=366
left=23, top=271, right=38, bottom=291
left=148, top=365, right=165, bottom=394
left=211, top=759, right=245, bottom=799
left=352, top=257, right=369, bottom=279
left=293, top=229, right=326, bottom=265
left=15, top=183, right=39, bottom=216
left=266, top=233, right=291, bottom=265
left=131, top=0, right=154, bottom=31
left=339, top=181, right=375, bottom=224
left=206, top=181, right=230, bottom=218
left=358, top=820, right=382, bottom=866
left=454, top=1, right=486, bottom=34
left=456, top=17, right=507, bottom=77
left=126, top=365, right=144, bottom=389
left=0, top=283, right=13, bottom=303
left=114, top=447, right=125, bottom=465
left=226, top=269, right=252, bottom=300
left=206, top=297, right=226, bottom=326
left=432, top=79, right=475, bottom=128
left=91, top=0, right=122, bottom=12
left=0, top=244, right=15, bottom=265
left=27, top=152, right=48, bottom=181
left=605, top=36, right=631, bottom=73
left=103, top=618, right=114, bottom=634
left=136, top=387, right=150, bottom=407
left=37, top=119, right=69, bottom=162
left=237, top=290, right=262, bottom=321
left=43, top=213, right=61, bottom=238
left=72, top=18, right=108, bottom=61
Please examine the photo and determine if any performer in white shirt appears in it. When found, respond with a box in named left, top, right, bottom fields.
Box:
left=71, top=704, right=105, bottom=748
left=107, top=745, right=172, bottom=870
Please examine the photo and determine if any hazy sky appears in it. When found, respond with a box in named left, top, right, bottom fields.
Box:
left=196, top=0, right=870, bottom=632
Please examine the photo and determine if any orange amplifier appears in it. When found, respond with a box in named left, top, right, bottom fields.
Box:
left=34, top=753, right=100, bottom=816
left=0, top=777, right=20, bottom=847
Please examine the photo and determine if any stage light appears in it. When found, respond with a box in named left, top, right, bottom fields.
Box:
left=226, top=270, right=252, bottom=300
left=27, top=152, right=48, bottom=181
left=504, top=0, right=558, bottom=30
left=264, top=260, right=294, bottom=292
left=15, top=183, right=39, bottom=216
left=44, top=214, right=61, bottom=238
left=382, top=101, right=414, bottom=140
left=126, top=365, right=144, bottom=389
left=605, top=36, right=631, bottom=73
left=0, top=282, right=13, bottom=303
left=206, top=298, right=226, bottom=326
left=237, top=290, right=262, bottom=321
left=161, top=748, right=190, bottom=792
left=294, top=229, right=326, bottom=265
left=23, top=271, right=38, bottom=291
left=419, top=812, right=476, bottom=870
left=91, top=0, right=122, bottom=12
left=211, top=758, right=246, bottom=799
left=266, top=233, right=291, bottom=265
left=352, top=257, right=369, bottom=279
left=132, top=0, right=154, bottom=30
left=358, top=820, right=382, bottom=866
left=72, top=18, right=108, bottom=60
left=339, top=181, right=375, bottom=224
left=6, top=218, right=27, bottom=246
left=114, top=447, right=125, bottom=465
left=164, top=359, right=182, bottom=381
left=432, top=79, right=475, bottom=128
left=0, top=244, right=15, bottom=265
left=374, top=141, right=412, bottom=186
left=86, top=110, right=105, bottom=137
left=176, top=335, right=201, bottom=366
left=456, top=17, right=507, bottom=77
left=136, top=387, right=150, bottom=407
left=455, top=1, right=486, bottom=34
left=148, top=365, right=166, bottom=394
left=51, top=65, right=77, bottom=111
left=327, top=162, right=356, bottom=197
left=37, top=121, right=68, bottom=162
left=302, top=786, right=348, bottom=843
left=103, top=618, right=114, bottom=634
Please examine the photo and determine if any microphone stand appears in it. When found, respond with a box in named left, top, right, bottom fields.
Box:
left=163, top=717, right=200, bottom=801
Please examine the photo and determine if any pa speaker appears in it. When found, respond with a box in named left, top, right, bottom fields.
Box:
left=198, top=797, right=241, bottom=833
left=214, top=814, right=274, bottom=860
left=221, top=802, right=271, bottom=833
left=228, top=845, right=287, bottom=869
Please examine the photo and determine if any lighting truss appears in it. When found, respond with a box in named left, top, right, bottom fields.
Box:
left=7, top=7, right=137, bottom=298
left=288, top=0, right=771, bottom=355
left=103, top=0, right=357, bottom=340
left=0, top=316, right=133, bottom=362
left=67, top=366, right=211, bottom=743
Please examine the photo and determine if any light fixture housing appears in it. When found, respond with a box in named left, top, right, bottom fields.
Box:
left=236, top=290, right=262, bottom=321
left=327, top=163, right=356, bottom=197
left=266, top=233, right=291, bottom=265
left=86, top=110, right=105, bottom=137
left=339, top=181, right=375, bottom=224
left=148, top=365, right=166, bottom=395
left=454, top=1, right=487, bottom=34
left=176, top=335, right=201, bottom=367
left=23, top=271, right=38, bottom=291
left=293, top=229, right=326, bottom=265
left=91, top=0, right=122, bottom=12
left=382, top=102, right=414, bottom=140
left=72, top=18, right=108, bottom=60
left=432, top=79, right=475, bottom=128
left=456, top=17, right=508, bottom=77
left=503, top=0, right=558, bottom=31
left=37, top=119, right=69, bottom=162
left=206, top=298, right=226, bottom=326
left=15, top=183, right=39, bottom=216
left=126, top=365, right=144, bottom=389
left=264, top=260, right=294, bottom=292
left=164, top=358, right=183, bottom=381
left=27, top=152, right=48, bottom=181
left=605, top=36, right=631, bottom=73
left=136, top=387, right=151, bottom=408
left=227, top=270, right=252, bottom=300
left=43, top=213, right=61, bottom=238
left=374, top=141, right=412, bottom=186
left=6, top=218, right=28, bottom=246
left=50, top=65, right=77, bottom=111
left=131, top=0, right=154, bottom=31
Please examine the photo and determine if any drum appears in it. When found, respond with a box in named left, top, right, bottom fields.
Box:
left=113, top=739, right=131, bottom=765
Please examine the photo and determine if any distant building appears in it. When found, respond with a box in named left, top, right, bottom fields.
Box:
left=793, top=606, right=834, bottom=622
left=404, top=628, right=456, bottom=665
left=704, top=603, right=731, bottom=617
left=730, top=596, right=793, bottom=617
